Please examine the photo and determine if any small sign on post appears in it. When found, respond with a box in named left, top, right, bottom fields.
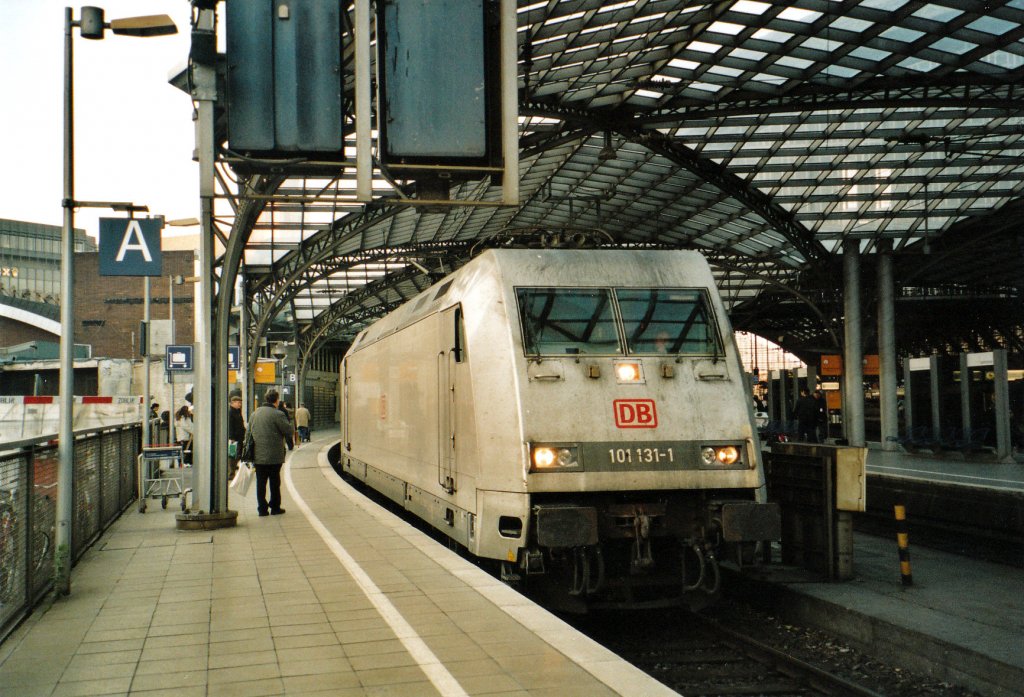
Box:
left=165, top=344, right=194, bottom=372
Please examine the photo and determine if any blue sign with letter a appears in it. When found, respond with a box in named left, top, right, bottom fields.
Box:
left=99, top=218, right=162, bottom=276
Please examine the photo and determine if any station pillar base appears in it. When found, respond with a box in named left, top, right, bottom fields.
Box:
left=175, top=510, right=239, bottom=530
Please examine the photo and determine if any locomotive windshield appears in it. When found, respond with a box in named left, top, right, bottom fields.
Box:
left=516, top=288, right=623, bottom=355
left=618, top=289, right=722, bottom=356
left=516, top=287, right=722, bottom=357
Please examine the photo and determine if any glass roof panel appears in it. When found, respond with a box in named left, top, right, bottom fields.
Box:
left=776, top=55, right=814, bottom=69
left=899, top=57, right=942, bottom=71
left=978, top=50, right=1024, bottom=69
left=822, top=64, right=861, bottom=77
left=668, top=57, right=701, bottom=69
left=752, top=28, right=795, bottom=43
left=930, top=37, right=978, bottom=55
left=967, top=16, right=1020, bottom=35
left=708, top=21, right=745, bottom=35
left=830, top=16, right=873, bottom=33
left=850, top=45, right=892, bottom=60
left=879, top=26, right=926, bottom=42
left=912, top=4, right=963, bottom=22
left=689, top=81, right=723, bottom=92
left=729, top=46, right=768, bottom=60
left=778, top=8, right=822, bottom=23
left=707, top=64, right=744, bottom=76
left=730, top=1, right=770, bottom=15
left=860, top=0, right=909, bottom=9
left=687, top=40, right=723, bottom=52
left=800, top=37, right=839, bottom=52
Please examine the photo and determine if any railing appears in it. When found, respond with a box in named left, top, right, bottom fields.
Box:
left=0, top=424, right=140, bottom=642
left=0, top=395, right=143, bottom=441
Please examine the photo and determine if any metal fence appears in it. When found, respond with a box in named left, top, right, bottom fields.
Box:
left=0, top=425, right=139, bottom=641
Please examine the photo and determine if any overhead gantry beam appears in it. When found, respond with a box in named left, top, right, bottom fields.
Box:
left=638, top=76, right=1024, bottom=126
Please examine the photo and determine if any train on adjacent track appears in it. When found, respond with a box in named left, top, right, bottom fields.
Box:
left=339, top=248, right=780, bottom=610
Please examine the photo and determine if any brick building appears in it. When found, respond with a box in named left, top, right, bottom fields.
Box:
left=74, top=250, right=196, bottom=359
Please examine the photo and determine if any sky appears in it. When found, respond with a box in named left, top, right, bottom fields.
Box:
left=1, top=1, right=200, bottom=240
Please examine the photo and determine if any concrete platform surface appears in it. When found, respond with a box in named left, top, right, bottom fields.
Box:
left=0, top=433, right=673, bottom=697
left=4, top=433, right=1022, bottom=696
left=752, top=531, right=1024, bottom=697
left=865, top=447, right=1024, bottom=492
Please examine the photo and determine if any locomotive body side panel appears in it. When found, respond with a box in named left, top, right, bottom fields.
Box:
left=342, top=253, right=532, bottom=558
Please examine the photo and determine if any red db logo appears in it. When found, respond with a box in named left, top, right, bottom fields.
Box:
left=613, top=399, right=658, bottom=429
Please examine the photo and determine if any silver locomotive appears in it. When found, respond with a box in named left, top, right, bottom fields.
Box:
left=340, top=249, right=780, bottom=610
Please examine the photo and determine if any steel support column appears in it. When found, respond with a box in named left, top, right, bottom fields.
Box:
left=238, top=271, right=249, bottom=418
left=179, top=7, right=236, bottom=528
left=191, top=23, right=216, bottom=514
left=142, top=276, right=151, bottom=447
left=877, top=241, right=899, bottom=450
left=55, top=6, right=76, bottom=595
left=842, top=240, right=865, bottom=446
left=993, top=349, right=1013, bottom=461
left=929, top=354, right=941, bottom=440
left=960, top=353, right=971, bottom=440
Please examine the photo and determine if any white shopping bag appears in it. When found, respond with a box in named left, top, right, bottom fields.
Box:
left=229, top=462, right=254, bottom=496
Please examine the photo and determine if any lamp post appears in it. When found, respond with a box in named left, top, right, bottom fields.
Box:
left=57, top=6, right=176, bottom=596
left=109, top=203, right=151, bottom=447
left=167, top=274, right=185, bottom=444
left=162, top=217, right=198, bottom=447
left=272, top=343, right=288, bottom=403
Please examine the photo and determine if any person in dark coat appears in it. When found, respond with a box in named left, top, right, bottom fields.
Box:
left=793, top=388, right=820, bottom=443
left=813, top=390, right=828, bottom=442
left=248, top=389, right=294, bottom=516
left=228, top=393, right=246, bottom=480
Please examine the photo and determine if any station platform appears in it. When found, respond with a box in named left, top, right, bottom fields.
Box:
left=747, top=530, right=1024, bottom=697
left=752, top=442, right=1024, bottom=697
left=864, top=445, right=1024, bottom=492
left=0, top=432, right=674, bottom=697
left=1, top=435, right=1021, bottom=697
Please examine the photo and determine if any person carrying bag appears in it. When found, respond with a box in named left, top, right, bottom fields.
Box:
left=230, top=428, right=256, bottom=496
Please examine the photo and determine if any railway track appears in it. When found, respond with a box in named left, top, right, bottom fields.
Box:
left=575, top=609, right=890, bottom=697
left=331, top=455, right=981, bottom=696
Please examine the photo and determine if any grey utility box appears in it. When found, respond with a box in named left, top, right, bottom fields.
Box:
left=766, top=443, right=866, bottom=580
left=225, top=0, right=343, bottom=160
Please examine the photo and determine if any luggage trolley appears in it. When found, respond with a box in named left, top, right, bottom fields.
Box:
left=138, top=445, right=190, bottom=512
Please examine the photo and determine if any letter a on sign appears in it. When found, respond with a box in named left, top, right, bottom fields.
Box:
left=116, top=220, right=153, bottom=262
left=99, top=218, right=162, bottom=276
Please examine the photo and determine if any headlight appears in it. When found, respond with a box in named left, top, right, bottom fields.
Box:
left=531, top=445, right=579, bottom=471
left=716, top=445, right=739, bottom=465
left=614, top=360, right=644, bottom=383
left=701, top=445, right=741, bottom=466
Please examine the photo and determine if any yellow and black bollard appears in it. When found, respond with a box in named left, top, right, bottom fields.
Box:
left=894, top=504, right=913, bottom=586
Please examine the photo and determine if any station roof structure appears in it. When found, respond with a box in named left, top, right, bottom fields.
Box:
left=204, top=0, right=1024, bottom=366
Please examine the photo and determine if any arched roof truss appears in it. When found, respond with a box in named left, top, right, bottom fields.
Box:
left=198, top=0, right=1024, bottom=363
